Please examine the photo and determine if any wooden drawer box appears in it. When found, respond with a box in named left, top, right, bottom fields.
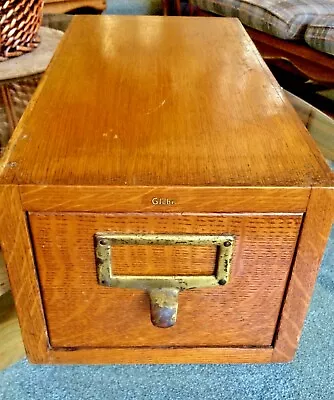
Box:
left=29, top=212, right=301, bottom=349
left=0, top=16, right=332, bottom=364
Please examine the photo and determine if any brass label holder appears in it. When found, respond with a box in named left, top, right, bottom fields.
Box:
left=95, top=233, right=235, bottom=328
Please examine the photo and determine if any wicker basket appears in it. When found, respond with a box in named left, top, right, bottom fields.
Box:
left=0, top=0, right=44, bottom=61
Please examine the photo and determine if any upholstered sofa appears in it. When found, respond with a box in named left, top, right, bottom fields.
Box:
left=186, top=0, right=334, bottom=85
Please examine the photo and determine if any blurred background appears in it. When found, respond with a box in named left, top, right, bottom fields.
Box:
left=104, top=0, right=163, bottom=14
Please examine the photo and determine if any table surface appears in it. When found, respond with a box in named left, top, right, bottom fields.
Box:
left=1, top=16, right=332, bottom=188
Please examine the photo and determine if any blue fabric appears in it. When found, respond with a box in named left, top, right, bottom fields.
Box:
left=193, top=0, right=334, bottom=40
left=305, top=16, right=334, bottom=56
left=104, top=0, right=162, bottom=15
left=0, top=227, right=333, bottom=400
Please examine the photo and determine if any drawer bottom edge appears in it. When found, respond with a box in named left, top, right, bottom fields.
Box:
left=29, top=346, right=277, bottom=365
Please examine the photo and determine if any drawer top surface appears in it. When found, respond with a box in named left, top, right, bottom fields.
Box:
left=1, top=16, right=331, bottom=187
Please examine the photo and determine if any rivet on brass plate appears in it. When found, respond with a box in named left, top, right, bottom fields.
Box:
left=95, top=233, right=235, bottom=328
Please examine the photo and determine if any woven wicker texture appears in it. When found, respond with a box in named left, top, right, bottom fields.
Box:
left=0, top=0, right=43, bottom=61
left=0, top=90, right=11, bottom=157
left=0, top=75, right=40, bottom=156
left=6, top=75, right=40, bottom=124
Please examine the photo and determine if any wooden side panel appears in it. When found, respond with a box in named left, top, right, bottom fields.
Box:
left=273, top=188, right=333, bottom=361
left=29, top=212, right=302, bottom=349
left=0, top=186, right=48, bottom=362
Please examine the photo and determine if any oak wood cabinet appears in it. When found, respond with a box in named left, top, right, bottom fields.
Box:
left=0, top=16, right=332, bottom=365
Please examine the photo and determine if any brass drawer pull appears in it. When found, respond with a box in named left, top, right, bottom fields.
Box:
left=95, top=233, right=234, bottom=328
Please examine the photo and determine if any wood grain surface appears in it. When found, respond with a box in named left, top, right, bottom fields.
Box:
left=272, top=188, right=333, bottom=361
left=46, top=347, right=273, bottom=364
left=1, top=16, right=331, bottom=188
left=29, top=212, right=302, bottom=349
left=0, top=186, right=48, bottom=363
left=112, top=244, right=216, bottom=276
left=20, top=185, right=311, bottom=213
left=1, top=15, right=332, bottom=365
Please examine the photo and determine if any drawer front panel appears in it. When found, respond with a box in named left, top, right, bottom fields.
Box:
left=29, top=213, right=302, bottom=349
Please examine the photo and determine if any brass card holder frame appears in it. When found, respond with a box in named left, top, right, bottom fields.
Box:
left=95, top=233, right=235, bottom=328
